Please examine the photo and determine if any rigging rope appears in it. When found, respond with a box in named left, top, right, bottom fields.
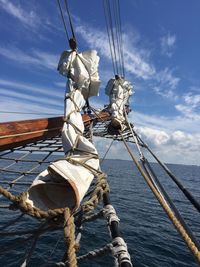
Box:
left=106, top=0, right=119, bottom=75
left=103, top=0, right=125, bottom=77
left=103, top=0, right=116, bottom=76
left=120, top=132, right=200, bottom=264
left=112, top=0, right=124, bottom=77
left=101, top=139, right=114, bottom=163
left=64, top=0, right=76, bottom=42
left=1, top=106, right=199, bottom=265
left=116, top=0, right=125, bottom=77
left=123, top=108, right=200, bottom=213
left=56, top=0, right=77, bottom=49
left=137, top=133, right=200, bottom=214
left=141, top=157, right=200, bottom=249
left=57, top=0, right=70, bottom=41
left=123, top=109, right=200, bottom=249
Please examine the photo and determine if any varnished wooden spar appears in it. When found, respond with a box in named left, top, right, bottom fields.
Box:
left=0, top=116, right=63, bottom=152
left=0, top=112, right=110, bottom=152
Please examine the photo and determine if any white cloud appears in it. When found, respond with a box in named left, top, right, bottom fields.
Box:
left=0, top=0, right=39, bottom=28
left=154, top=87, right=177, bottom=100
left=76, top=22, right=180, bottom=101
left=157, top=68, right=180, bottom=90
left=54, top=81, right=66, bottom=88
left=136, top=127, right=196, bottom=150
left=0, top=45, right=59, bottom=70
left=161, top=33, right=176, bottom=57
left=137, top=127, right=200, bottom=165
left=94, top=123, right=200, bottom=165
left=124, top=48, right=155, bottom=79
left=184, top=93, right=200, bottom=108
left=175, top=92, right=200, bottom=120
left=0, top=96, right=62, bottom=122
left=76, top=24, right=155, bottom=80
left=0, top=16, right=180, bottom=102
left=175, top=104, right=200, bottom=120
left=137, top=127, right=170, bottom=146
left=0, top=79, right=64, bottom=99
left=126, top=110, right=200, bottom=164
left=94, top=137, right=129, bottom=160
left=175, top=107, right=200, bottom=120
left=93, top=106, right=200, bottom=165
left=154, top=68, right=180, bottom=99
left=0, top=88, right=61, bottom=107
left=89, top=98, right=106, bottom=110
left=188, top=86, right=200, bottom=93
left=131, top=110, right=200, bottom=134
left=0, top=79, right=65, bottom=122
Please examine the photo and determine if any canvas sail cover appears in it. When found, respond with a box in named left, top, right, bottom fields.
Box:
left=58, top=50, right=100, bottom=98
left=25, top=50, right=101, bottom=211
left=105, top=77, right=133, bottom=129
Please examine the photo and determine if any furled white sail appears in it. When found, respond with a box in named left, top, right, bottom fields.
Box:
left=58, top=50, right=100, bottom=98
left=105, top=77, right=133, bottom=129
left=25, top=50, right=101, bottom=211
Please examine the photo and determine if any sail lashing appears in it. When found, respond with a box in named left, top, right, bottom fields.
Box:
left=25, top=48, right=101, bottom=211
left=0, top=0, right=200, bottom=266
left=25, top=0, right=132, bottom=266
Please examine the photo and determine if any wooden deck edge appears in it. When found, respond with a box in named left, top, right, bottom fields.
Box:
left=0, top=112, right=110, bottom=152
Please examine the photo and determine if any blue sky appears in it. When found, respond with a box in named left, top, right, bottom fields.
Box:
left=0, top=0, right=200, bottom=165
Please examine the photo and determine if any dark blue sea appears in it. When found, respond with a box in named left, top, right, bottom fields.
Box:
left=0, top=159, right=200, bottom=267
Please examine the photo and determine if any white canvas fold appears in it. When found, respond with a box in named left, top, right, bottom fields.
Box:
left=25, top=49, right=101, bottom=211
left=105, top=77, right=133, bottom=127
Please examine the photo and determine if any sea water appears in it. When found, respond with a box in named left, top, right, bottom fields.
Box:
left=0, top=159, right=199, bottom=267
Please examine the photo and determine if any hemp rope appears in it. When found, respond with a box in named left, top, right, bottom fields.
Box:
left=0, top=186, right=66, bottom=219
left=120, top=133, right=200, bottom=264
left=63, top=209, right=77, bottom=267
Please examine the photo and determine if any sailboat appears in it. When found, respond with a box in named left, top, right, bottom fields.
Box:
left=0, top=1, right=199, bottom=266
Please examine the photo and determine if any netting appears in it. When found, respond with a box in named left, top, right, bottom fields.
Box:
left=0, top=113, right=134, bottom=267
left=1, top=112, right=200, bottom=266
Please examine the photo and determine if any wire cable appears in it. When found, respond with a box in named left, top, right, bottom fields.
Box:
left=56, top=0, right=70, bottom=41
left=112, top=0, right=122, bottom=76
left=103, top=0, right=125, bottom=77
left=64, top=0, right=76, bottom=41
left=116, top=0, right=125, bottom=77
left=106, top=0, right=119, bottom=75
left=103, top=0, right=116, bottom=75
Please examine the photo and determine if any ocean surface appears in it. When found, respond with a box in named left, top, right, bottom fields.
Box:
left=0, top=158, right=200, bottom=267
